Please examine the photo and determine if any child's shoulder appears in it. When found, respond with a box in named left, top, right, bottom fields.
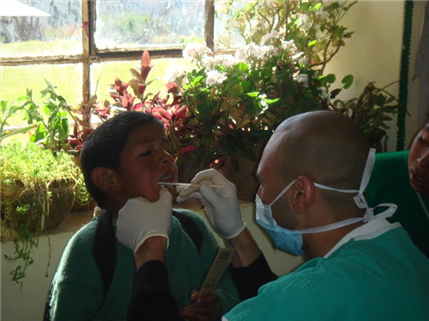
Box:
left=67, top=218, right=99, bottom=248
left=172, top=208, right=212, bottom=235
left=173, top=208, right=205, bottom=224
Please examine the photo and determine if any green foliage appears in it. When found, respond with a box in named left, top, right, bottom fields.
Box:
left=97, top=1, right=399, bottom=180
left=100, top=12, right=171, bottom=44
left=218, top=0, right=356, bottom=73
left=1, top=141, right=79, bottom=187
left=26, top=80, right=76, bottom=152
left=332, top=82, right=401, bottom=151
left=1, top=141, right=83, bottom=284
left=0, top=99, right=37, bottom=142
left=1, top=81, right=92, bottom=284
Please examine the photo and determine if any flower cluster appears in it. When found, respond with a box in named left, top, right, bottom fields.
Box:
left=96, top=1, right=398, bottom=181
left=163, top=33, right=338, bottom=172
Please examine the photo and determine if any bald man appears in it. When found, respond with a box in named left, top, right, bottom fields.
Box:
left=117, top=111, right=429, bottom=321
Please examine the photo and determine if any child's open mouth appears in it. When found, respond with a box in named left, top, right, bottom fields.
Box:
left=158, top=173, right=176, bottom=193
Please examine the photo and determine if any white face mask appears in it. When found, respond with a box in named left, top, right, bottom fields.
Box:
left=255, top=148, right=397, bottom=255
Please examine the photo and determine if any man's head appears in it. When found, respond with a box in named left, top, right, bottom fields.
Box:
left=408, top=118, right=429, bottom=196
left=80, top=112, right=178, bottom=210
left=256, top=110, right=370, bottom=230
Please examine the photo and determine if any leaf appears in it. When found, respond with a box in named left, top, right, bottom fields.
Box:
left=264, top=98, right=280, bottom=105
left=130, top=68, right=143, bottom=83
left=30, top=124, right=48, bottom=143
left=246, top=92, right=259, bottom=98
left=341, top=74, right=354, bottom=89
left=308, top=40, right=317, bottom=47
left=324, top=74, right=336, bottom=84
left=229, top=83, right=244, bottom=97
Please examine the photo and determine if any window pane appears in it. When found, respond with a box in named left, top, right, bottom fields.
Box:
left=0, top=63, right=83, bottom=124
left=0, top=0, right=83, bottom=57
left=91, top=57, right=194, bottom=104
left=95, top=1, right=205, bottom=50
left=214, top=1, right=245, bottom=49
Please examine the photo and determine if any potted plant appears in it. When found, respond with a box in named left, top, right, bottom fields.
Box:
left=1, top=141, right=82, bottom=284
left=0, top=81, right=90, bottom=284
left=98, top=1, right=400, bottom=199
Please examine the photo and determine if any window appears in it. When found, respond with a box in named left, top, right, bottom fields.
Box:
left=0, top=0, right=234, bottom=118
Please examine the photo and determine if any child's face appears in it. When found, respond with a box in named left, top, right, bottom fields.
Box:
left=116, top=122, right=178, bottom=202
left=408, top=121, right=429, bottom=196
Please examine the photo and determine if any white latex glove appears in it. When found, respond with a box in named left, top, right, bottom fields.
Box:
left=177, top=169, right=245, bottom=239
left=116, top=188, right=173, bottom=253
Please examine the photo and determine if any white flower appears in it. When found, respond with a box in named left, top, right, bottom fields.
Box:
left=316, top=10, right=329, bottom=20
left=296, top=13, right=312, bottom=30
left=282, top=39, right=297, bottom=52
left=163, top=66, right=186, bottom=84
left=261, top=30, right=280, bottom=45
left=183, top=43, right=211, bottom=60
left=206, top=69, right=227, bottom=86
left=203, top=56, right=216, bottom=69
left=235, top=48, right=248, bottom=63
left=214, top=54, right=237, bottom=67
left=318, top=86, right=330, bottom=102
left=298, top=56, right=308, bottom=66
left=292, top=52, right=304, bottom=60
left=293, top=73, right=309, bottom=88
left=258, top=94, right=269, bottom=111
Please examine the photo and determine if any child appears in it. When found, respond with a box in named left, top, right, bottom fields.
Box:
left=45, top=112, right=239, bottom=321
left=366, top=117, right=429, bottom=258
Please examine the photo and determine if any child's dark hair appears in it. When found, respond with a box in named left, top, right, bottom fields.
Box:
left=80, top=112, right=163, bottom=208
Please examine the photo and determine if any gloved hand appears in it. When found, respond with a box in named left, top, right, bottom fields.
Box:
left=116, top=188, right=173, bottom=253
left=177, top=169, right=245, bottom=239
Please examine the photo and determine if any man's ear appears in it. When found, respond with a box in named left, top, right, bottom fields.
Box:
left=290, top=175, right=315, bottom=214
left=91, top=167, right=121, bottom=192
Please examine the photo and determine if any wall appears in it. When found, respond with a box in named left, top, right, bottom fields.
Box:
left=325, top=0, right=426, bottom=151
left=1, top=1, right=426, bottom=321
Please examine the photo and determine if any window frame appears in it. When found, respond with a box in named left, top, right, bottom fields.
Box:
left=0, top=0, right=215, bottom=104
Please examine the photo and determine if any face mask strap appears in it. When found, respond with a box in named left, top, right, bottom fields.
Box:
left=314, top=148, right=376, bottom=210
left=353, top=148, right=376, bottom=209
left=299, top=216, right=365, bottom=234
left=269, top=179, right=297, bottom=206
left=364, top=203, right=398, bottom=222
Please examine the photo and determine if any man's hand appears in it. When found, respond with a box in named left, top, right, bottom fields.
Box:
left=116, top=188, right=173, bottom=253
left=179, top=291, right=223, bottom=321
left=177, top=169, right=245, bottom=239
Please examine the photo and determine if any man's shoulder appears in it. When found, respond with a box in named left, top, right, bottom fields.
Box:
left=329, top=226, right=429, bottom=273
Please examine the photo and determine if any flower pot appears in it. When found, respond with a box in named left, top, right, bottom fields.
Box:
left=216, top=145, right=264, bottom=201
left=1, top=180, right=75, bottom=231
left=176, top=153, right=204, bottom=184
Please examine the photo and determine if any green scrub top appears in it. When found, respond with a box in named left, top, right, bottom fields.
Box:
left=366, top=150, right=429, bottom=257
left=224, top=219, right=429, bottom=321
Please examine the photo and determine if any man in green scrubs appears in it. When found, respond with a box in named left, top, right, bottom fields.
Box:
left=181, top=111, right=429, bottom=320
left=118, top=111, right=429, bottom=320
